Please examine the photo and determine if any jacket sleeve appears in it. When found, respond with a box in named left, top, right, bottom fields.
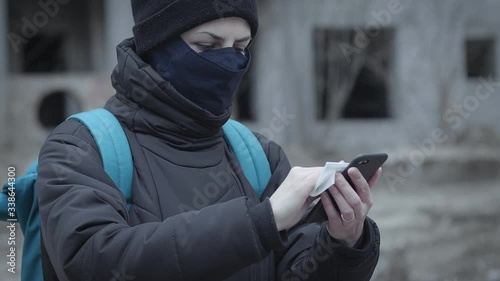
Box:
left=37, top=120, right=284, bottom=281
left=256, top=134, right=381, bottom=281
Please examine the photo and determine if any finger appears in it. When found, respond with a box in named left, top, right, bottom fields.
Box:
left=347, top=168, right=373, bottom=206
left=328, top=184, right=355, bottom=222
left=320, top=192, right=341, bottom=222
left=368, top=167, right=382, bottom=188
left=334, top=173, right=363, bottom=217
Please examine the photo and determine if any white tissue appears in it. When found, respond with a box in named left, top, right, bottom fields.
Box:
left=310, top=162, right=350, bottom=197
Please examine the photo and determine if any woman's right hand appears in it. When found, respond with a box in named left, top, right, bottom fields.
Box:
left=269, top=167, right=323, bottom=231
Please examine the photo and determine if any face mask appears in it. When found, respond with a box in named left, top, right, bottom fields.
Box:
left=147, top=37, right=251, bottom=115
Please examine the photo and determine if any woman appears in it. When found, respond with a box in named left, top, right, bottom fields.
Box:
left=37, top=1, right=381, bottom=280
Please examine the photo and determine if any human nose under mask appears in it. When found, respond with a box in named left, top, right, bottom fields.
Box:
left=146, top=37, right=251, bottom=116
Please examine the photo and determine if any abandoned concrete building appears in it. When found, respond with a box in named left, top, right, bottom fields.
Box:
left=1, top=0, right=499, bottom=170
left=1, top=1, right=500, bottom=281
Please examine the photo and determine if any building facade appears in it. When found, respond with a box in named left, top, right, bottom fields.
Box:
left=253, top=0, right=500, bottom=156
left=1, top=0, right=500, bottom=169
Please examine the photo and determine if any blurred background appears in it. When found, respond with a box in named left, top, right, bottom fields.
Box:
left=1, top=0, right=500, bottom=280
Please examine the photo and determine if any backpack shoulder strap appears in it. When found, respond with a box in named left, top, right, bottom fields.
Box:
left=223, top=120, right=272, bottom=198
left=68, top=109, right=133, bottom=206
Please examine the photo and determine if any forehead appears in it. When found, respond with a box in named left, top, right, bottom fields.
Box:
left=185, top=17, right=251, bottom=38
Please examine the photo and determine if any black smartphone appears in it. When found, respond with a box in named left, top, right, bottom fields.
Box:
left=303, top=153, right=388, bottom=224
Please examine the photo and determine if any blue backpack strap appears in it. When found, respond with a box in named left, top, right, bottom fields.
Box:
left=69, top=109, right=133, bottom=206
left=223, top=120, right=272, bottom=198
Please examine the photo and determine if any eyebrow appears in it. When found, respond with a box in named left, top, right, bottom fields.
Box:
left=196, top=31, right=252, bottom=42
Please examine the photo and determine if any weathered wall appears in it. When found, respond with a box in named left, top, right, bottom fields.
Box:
left=3, top=0, right=500, bottom=160
left=5, top=74, right=114, bottom=171
left=253, top=0, right=500, bottom=156
left=2, top=0, right=134, bottom=171
left=1, top=1, right=500, bottom=281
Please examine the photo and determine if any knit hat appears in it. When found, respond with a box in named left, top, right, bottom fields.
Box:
left=131, top=0, right=259, bottom=55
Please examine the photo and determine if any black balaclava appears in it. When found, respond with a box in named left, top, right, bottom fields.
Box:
left=147, top=37, right=252, bottom=115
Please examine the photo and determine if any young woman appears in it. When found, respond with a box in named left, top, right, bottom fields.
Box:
left=37, top=1, right=382, bottom=280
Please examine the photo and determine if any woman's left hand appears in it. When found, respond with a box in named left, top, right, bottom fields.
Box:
left=320, top=167, right=382, bottom=248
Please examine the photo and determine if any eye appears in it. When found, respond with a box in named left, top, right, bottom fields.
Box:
left=195, top=43, right=215, bottom=52
left=234, top=44, right=248, bottom=55
left=235, top=47, right=247, bottom=55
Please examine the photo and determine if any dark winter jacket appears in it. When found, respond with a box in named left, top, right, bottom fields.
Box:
left=37, top=38, right=380, bottom=281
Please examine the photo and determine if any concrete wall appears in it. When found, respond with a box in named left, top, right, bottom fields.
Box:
left=252, top=0, right=500, bottom=156
left=103, top=0, right=134, bottom=73
left=6, top=74, right=114, bottom=171
left=2, top=0, right=500, bottom=163
left=2, top=0, right=134, bottom=171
